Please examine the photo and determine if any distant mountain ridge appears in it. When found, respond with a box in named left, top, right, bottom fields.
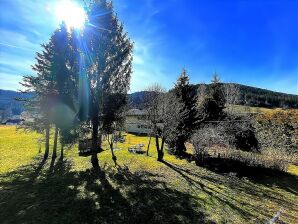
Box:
left=0, top=83, right=297, bottom=121
left=0, top=90, right=33, bottom=115
left=199, top=83, right=298, bottom=107
left=128, top=83, right=298, bottom=109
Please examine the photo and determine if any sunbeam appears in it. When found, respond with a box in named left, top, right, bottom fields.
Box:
left=55, top=0, right=87, bottom=29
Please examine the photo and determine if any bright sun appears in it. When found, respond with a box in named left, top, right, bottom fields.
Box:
left=55, top=0, right=87, bottom=29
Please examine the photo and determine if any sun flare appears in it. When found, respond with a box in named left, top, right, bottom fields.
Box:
left=55, top=0, right=86, bottom=29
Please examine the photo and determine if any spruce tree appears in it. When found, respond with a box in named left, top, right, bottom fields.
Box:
left=50, top=24, right=80, bottom=159
left=82, top=0, right=133, bottom=168
left=20, top=41, right=56, bottom=160
left=202, top=73, right=226, bottom=120
left=20, top=23, right=78, bottom=160
left=171, top=69, right=200, bottom=155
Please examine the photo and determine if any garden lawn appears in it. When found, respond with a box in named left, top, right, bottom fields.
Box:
left=0, top=125, right=41, bottom=174
left=0, top=126, right=297, bottom=223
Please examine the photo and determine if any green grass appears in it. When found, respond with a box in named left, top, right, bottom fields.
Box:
left=0, top=126, right=297, bottom=223
left=0, top=126, right=41, bottom=174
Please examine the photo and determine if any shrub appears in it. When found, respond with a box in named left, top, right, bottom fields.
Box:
left=255, top=109, right=298, bottom=155
left=191, top=124, right=228, bottom=165
left=223, top=114, right=259, bottom=151
left=211, top=147, right=289, bottom=172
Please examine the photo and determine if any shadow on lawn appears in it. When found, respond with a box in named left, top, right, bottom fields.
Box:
left=0, top=157, right=206, bottom=224
left=162, top=159, right=298, bottom=223
left=199, top=157, right=298, bottom=194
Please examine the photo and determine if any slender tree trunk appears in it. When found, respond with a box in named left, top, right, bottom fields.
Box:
left=60, top=143, right=64, bottom=159
left=146, top=134, right=152, bottom=156
left=98, top=132, right=102, bottom=152
left=155, top=134, right=160, bottom=151
left=44, top=125, right=50, bottom=160
left=108, top=135, right=117, bottom=166
left=52, top=126, right=58, bottom=159
left=91, top=118, right=100, bottom=168
left=161, top=136, right=165, bottom=152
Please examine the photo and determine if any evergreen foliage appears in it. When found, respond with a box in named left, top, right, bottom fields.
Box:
left=19, top=39, right=56, bottom=159
left=201, top=74, right=226, bottom=120
left=169, top=69, right=200, bottom=155
left=80, top=0, right=133, bottom=168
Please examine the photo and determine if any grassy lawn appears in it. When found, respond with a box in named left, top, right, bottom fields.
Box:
left=0, top=125, right=297, bottom=223
left=0, top=126, right=41, bottom=174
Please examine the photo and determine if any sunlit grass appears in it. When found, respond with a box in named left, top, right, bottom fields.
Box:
left=0, top=125, right=41, bottom=174
left=229, top=105, right=286, bottom=114
left=288, top=164, right=298, bottom=176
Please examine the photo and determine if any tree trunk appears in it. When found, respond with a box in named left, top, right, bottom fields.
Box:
left=98, top=132, right=102, bottom=152
left=155, top=135, right=164, bottom=162
left=157, top=150, right=164, bottom=162
left=52, top=126, right=58, bottom=159
left=146, top=134, right=152, bottom=156
left=91, top=118, right=100, bottom=168
left=158, top=137, right=165, bottom=161
left=44, top=125, right=50, bottom=160
left=60, top=143, right=64, bottom=159
left=161, top=136, right=165, bottom=152
left=155, top=134, right=160, bottom=152
left=108, top=135, right=117, bottom=166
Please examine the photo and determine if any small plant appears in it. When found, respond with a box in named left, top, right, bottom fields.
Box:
left=210, top=147, right=289, bottom=172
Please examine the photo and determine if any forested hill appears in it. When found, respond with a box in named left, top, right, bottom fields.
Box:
left=0, top=90, right=33, bottom=115
left=236, top=83, right=298, bottom=108
left=1, top=83, right=298, bottom=116
left=128, top=83, right=298, bottom=109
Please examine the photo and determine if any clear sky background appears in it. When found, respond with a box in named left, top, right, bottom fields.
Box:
left=0, top=0, right=297, bottom=94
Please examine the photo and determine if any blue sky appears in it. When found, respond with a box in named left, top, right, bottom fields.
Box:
left=0, top=0, right=297, bottom=94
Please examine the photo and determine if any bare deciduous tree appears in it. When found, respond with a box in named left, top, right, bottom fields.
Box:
left=192, top=124, right=228, bottom=165
left=144, top=84, right=182, bottom=161
left=144, top=84, right=166, bottom=161
left=197, top=84, right=207, bottom=105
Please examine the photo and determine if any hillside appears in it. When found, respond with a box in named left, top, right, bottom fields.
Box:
left=0, top=90, right=33, bottom=117
left=1, top=84, right=298, bottom=118
left=129, top=83, right=298, bottom=109
left=205, top=83, right=298, bottom=108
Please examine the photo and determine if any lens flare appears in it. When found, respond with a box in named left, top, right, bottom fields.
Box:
left=55, top=0, right=86, bottom=29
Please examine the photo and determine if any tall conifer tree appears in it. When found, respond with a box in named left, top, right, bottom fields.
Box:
left=82, top=0, right=133, bottom=168
left=20, top=41, right=56, bottom=160
left=170, top=69, right=200, bottom=155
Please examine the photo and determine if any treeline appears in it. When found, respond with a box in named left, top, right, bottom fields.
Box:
left=129, top=83, right=298, bottom=109
left=19, top=1, right=132, bottom=168
left=237, top=84, right=298, bottom=108
left=202, top=83, right=298, bottom=108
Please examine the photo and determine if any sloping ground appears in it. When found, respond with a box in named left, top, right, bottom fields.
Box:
left=0, top=126, right=297, bottom=223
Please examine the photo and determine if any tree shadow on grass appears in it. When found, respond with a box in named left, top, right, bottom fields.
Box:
left=0, top=158, right=206, bottom=224
left=199, top=157, right=298, bottom=195
left=162, top=159, right=298, bottom=223
left=161, top=160, right=260, bottom=221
